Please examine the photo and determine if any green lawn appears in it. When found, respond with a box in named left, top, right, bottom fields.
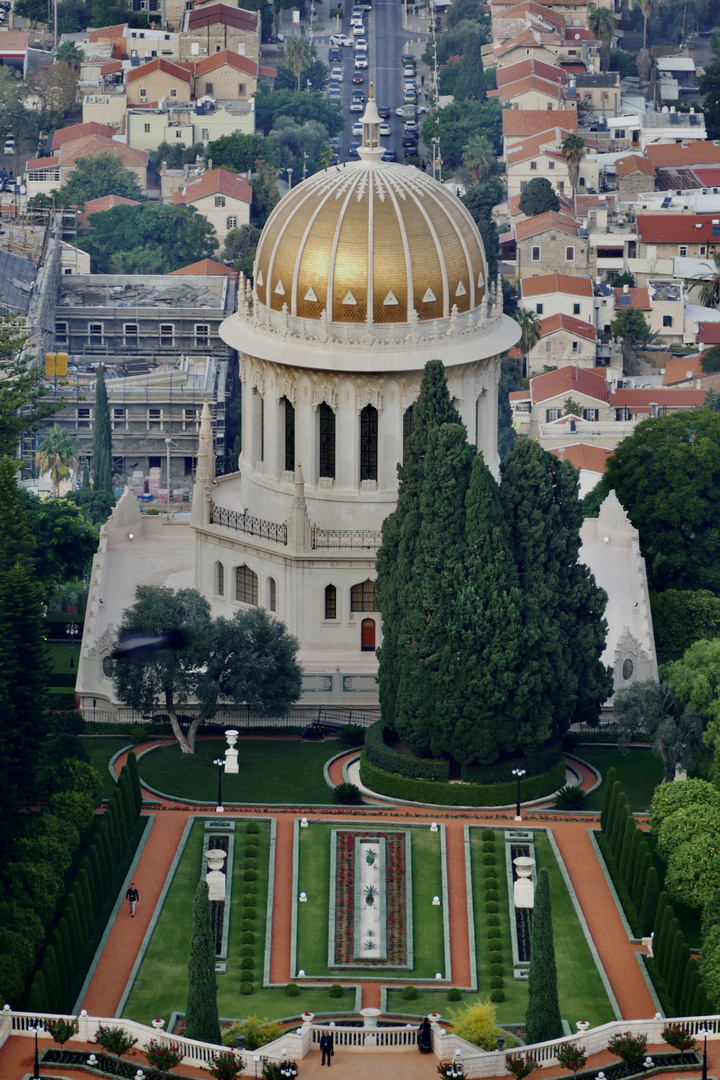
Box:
left=295, top=824, right=445, bottom=979
left=137, top=739, right=338, bottom=804
left=572, top=746, right=664, bottom=813
left=46, top=642, right=78, bottom=672
left=81, top=736, right=130, bottom=799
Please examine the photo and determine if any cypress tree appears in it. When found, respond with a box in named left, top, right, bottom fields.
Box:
left=667, top=930, right=686, bottom=1002
left=611, top=798, right=629, bottom=861
left=126, top=751, right=143, bottom=815
left=618, top=815, right=637, bottom=884
left=92, top=365, right=112, bottom=495
left=626, top=829, right=644, bottom=897
left=70, top=881, right=89, bottom=937
left=109, top=789, right=127, bottom=848
left=525, top=868, right=563, bottom=1044
left=655, top=904, right=674, bottom=975
left=82, top=459, right=90, bottom=488
left=49, top=928, right=68, bottom=998
left=600, top=766, right=619, bottom=833
left=58, top=916, right=76, bottom=978
left=42, top=944, right=62, bottom=1011
left=394, top=423, right=474, bottom=756
left=98, top=825, right=113, bottom=888
left=631, top=844, right=652, bottom=907
left=185, top=880, right=222, bottom=1045
left=660, top=917, right=681, bottom=982
left=499, top=440, right=611, bottom=745
left=692, top=983, right=709, bottom=1015
left=88, top=841, right=106, bottom=898
left=65, top=892, right=83, bottom=958
left=27, top=970, right=48, bottom=1013
left=79, top=867, right=95, bottom=926
left=119, top=765, right=136, bottom=827
left=654, top=890, right=670, bottom=941
left=605, top=779, right=623, bottom=841
left=429, top=452, right=526, bottom=763
left=639, top=866, right=661, bottom=936
left=376, top=359, right=462, bottom=730
left=680, top=958, right=701, bottom=1016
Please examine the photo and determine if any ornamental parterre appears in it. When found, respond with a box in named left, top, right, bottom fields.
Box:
left=333, top=830, right=408, bottom=966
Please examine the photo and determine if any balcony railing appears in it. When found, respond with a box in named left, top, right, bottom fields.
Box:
left=312, top=526, right=383, bottom=550
left=210, top=501, right=287, bottom=544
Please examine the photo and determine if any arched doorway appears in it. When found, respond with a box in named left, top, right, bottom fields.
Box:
left=361, top=617, right=376, bottom=652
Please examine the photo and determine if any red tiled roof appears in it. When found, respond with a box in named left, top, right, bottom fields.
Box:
left=88, top=23, right=126, bottom=40
left=194, top=48, right=259, bottom=77
left=551, top=443, right=611, bottom=472
left=616, top=154, right=654, bottom=178
left=171, top=167, right=252, bottom=205
left=503, top=108, right=576, bottom=136
left=646, top=143, right=720, bottom=169
left=509, top=389, right=530, bottom=401
left=636, top=214, right=720, bottom=244
left=84, top=194, right=140, bottom=212
left=693, top=167, right=720, bottom=187
left=698, top=322, right=720, bottom=345
left=494, top=28, right=562, bottom=58
left=521, top=273, right=594, bottom=298
left=27, top=155, right=59, bottom=170
left=613, top=286, right=650, bottom=311
left=507, top=126, right=573, bottom=165
left=0, top=30, right=29, bottom=51
left=496, top=1, right=566, bottom=27
left=610, top=387, right=706, bottom=411
left=494, top=74, right=571, bottom=103
left=100, top=61, right=123, bottom=74
left=127, top=57, right=192, bottom=84
left=531, top=365, right=610, bottom=405
left=496, top=57, right=567, bottom=86
left=52, top=122, right=116, bottom=151
left=59, top=135, right=148, bottom=167
left=169, top=258, right=238, bottom=277
left=516, top=210, right=579, bottom=240
left=663, top=355, right=703, bottom=385
left=537, top=312, right=597, bottom=341
left=186, top=4, right=258, bottom=32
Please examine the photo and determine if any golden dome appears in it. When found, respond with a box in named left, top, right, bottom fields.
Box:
left=254, top=157, right=488, bottom=326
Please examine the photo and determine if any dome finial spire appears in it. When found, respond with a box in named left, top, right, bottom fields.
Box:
left=369, top=80, right=374, bottom=100
left=360, top=90, right=381, bottom=150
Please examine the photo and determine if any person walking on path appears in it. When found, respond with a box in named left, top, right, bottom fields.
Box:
left=126, top=882, right=139, bottom=917
left=320, top=1031, right=334, bottom=1066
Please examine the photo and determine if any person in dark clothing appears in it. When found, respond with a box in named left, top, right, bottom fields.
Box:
left=126, top=882, right=139, bottom=917
left=320, top=1031, right=334, bottom=1066
left=418, top=1018, right=432, bottom=1053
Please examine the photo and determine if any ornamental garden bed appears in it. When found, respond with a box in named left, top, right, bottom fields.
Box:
left=41, top=1049, right=202, bottom=1079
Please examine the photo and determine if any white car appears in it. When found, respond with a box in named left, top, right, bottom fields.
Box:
left=354, top=54, right=368, bottom=68
left=350, top=15, right=363, bottom=27
left=330, top=65, right=343, bottom=82
left=330, top=32, right=353, bottom=46
left=352, top=22, right=365, bottom=35
left=352, top=121, right=363, bottom=136
left=355, top=38, right=368, bottom=52
left=3, top=138, right=14, bottom=156
left=379, top=121, right=391, bottom=135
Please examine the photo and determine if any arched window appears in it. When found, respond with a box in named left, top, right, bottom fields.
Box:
left=216, top=561, right=225, bottom=597
left=325, top=584, right=337, bottom=620
left=268, top=577, right=277, bottom=612
left=236, top=565, right=258, bottom=605
left=360, top=403, right=378, bottom=481
left=351, top=579, right=378, bottom=612
left=283, top=397, right=295, bottom=473
left=318, top=402, right=336, bottom=479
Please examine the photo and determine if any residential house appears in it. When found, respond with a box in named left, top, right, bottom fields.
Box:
left=194, top=49, right=275, bottom=100
left=492, top=28, right=567, bottom=68
left=492, top=1, right=566, bottom=45
left=170, top=167, right=252, bottom=242
left=169, top=258, right=239, bottom=280
left=572, top=71, right=621, bottom=115
left=0, top=31, right=30, bottom=78
left=520, top=273, right=595, bottom=322
left=612, top=281, right=688, bottom=345
left=527, top=312, right=597, bottom=373
left=551, top=442, right=611, bottom=495
left=126, top=57, right=194, bottom=106
left=125, top=99, right=254, bottom=154
left=506, top=126, right=597, bottom=200
left=515, top=210, right=588, bottom=278
left=79, top=194, right=141, bottom=228
left=490, top=0, right=590, bottom=28
left=492, top=57, right=576, bottom=110
left=50, top=122, right=118, bottom=153
left=662, top=354, right=703, bottom=385
left=636, top=214, right=720, bottom=266
left=82, top=93, right=128, bottom=130
left=178, top=5, right=261, bottom=62
left=697, top=322, right=720, bottom=352
left=646, top=141, right=720, bottom=189
left=615, top=154, right=655, bottom=201
left=26, top=136, right=149, bottom=199
left=502, top=107, right=577, bottom=148
left=600, top=109, right=706, bottom=154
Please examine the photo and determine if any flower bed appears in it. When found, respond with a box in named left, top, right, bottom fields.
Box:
left=333, top=830, right=408, bottom=967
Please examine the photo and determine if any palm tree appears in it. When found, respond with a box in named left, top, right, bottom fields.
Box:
left=561, top=133, right=586, bottom=195
left=639, top=0, right=660, bottom=52
left=514, top=307, right=542, bottom=377
left=460, top=135, right=497, bottom=185
left=689, top=251, right=720, bottom=309
left=589, top=8, right=616, bottom=71
left=284, top=35, right=312, bottom=92
left=35, top=423, right=79, bottom=496
left=56, top=42, right=85, bottom=70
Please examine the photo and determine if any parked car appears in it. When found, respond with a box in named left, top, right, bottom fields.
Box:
left=403, top=63, right=415, bottom=77
left=352, top=120, right=363, bottom=136
left=350, top=96, right=364, bottom=111
left=679, top=82, right=700, bottom=92
left=352, top=22, right=365, bottom=35
left=379, top=121, right=391, bottom=135
left=382, top=148, right=397, bottom=161
left=330, top=32, right=353, bottom=46
left=3, top=138, right=14, bottom=156
left=377, top=103, right=390, bottom=118
left=354, top=54, right=368, bottom=68
left=351, top=5, right=364, bottom=16
left=328, top=85, right=342, bottom=101
left=402, top=134, right=418, bottom=148
left=328, top=46, right=342, bottom=62
left=350, top=14, right=364, bottom=26
left=351, top=71, right=365, bottom=84
left=329, top=134, right=340, bottom=149
left=401, top=52, right=414, bottom=64
left=348, top=142, right=361, bottom=157
left=355, top=38, right=368, bottom=52
left=404, top=119, right=418, bottom=135
left=330, top=65, right=344, bottom=82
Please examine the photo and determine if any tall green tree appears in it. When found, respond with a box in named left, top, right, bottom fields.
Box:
left=689, top=251, right=720, bottom=310
left=206, top=132, right=275, bottom=174
left=35, top=424, right=79, bottom=497
left=0, top=318, right=60, bottom=458
left=589, top=7, right=616, bottom=69
left=92, top=367, right=112, bottom=496
left=453, top=47, right=487, bottom=101
left=600, top=766, right=619, bottom=833
left=519, top=177, right=560, bottom=217
left=525, top=867, right=563, bottom=1044
left=54, top=153, right=144, bottom=206
left=283, top=35, right=312, bottom=91
left=376, top=361, right=462, bottom=733
left=79, top=203, right=218, bottom=274
left=560, top=133, right=586, bottom=195
left=430, top=454, right=525, bottom=763
left=513, top=308, right=542, bottom=376
left=185, top=880, right=222, bottom=1045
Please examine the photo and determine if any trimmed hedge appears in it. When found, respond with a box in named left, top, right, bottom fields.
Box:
left=359, top=753, right=566, bottom=807
left=364, top=721, right=450, bottom=782
left=48, top=672, right=79, bottom=688
left=460, top=739, right=563, bottom=783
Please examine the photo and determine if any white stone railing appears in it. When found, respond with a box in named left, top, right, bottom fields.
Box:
left=4, top=1010, right=720, bottom=1074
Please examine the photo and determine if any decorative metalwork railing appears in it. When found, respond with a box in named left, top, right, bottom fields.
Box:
left=210, top=502, right=287, bottom=544
left=312, top=526, right=382, bottom=550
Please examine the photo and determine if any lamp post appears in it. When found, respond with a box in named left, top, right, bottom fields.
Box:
left=213, top=756, right=225, bottom=813
left=286, top=168, right=293, bottom=191
left=699, top=1023, right=711, bottom=1080
left=66, top=621, right=79, bottom=668
left=512, top=767, right=526, bottom=822
left=29, top=1018, right=44, bottom=1079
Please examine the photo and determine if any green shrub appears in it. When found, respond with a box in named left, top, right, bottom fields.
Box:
left=246, top=822, right=260, bottom=834
left=482, top=829, right=495, bottom=841
left=338, top=724, right=367, bottom=748
left=240, top=982, right=254, bottom=995
left=364, top=721, right=450, bottom=782
left=243, top=899, right=256, bottom=913
left=242, top=932, right=255, bottom=945
left=241, top=958, right=254, bottom=971
left=241, top=945, right=254, bottom=958
left=486, top=914, right=500, bottom=927
left=244, top=868, right=258, bottom=882
left=242, top=920, right=255, bottom=932
left=285, top=983, right=299, bottom=997
left=245, top=839, right=258, bottom=852
left=485, top=867, right=498, bottom=879
left=244, top=882, right=257, bottom=894
left=486, top=890, right=499, bottom=902
left=490, top=976, right=504, bottom=989
left=490, top=963, right=504, bottom=977
left=488, top=926, right=502, bottom=939
left=328, top=983, right=343, bottom=998
left=483, top=853, right=496, bottom=865
left=489, top=951, right=503, bottom=966
left=555, top=785, right=586, bottom=810
left=130, top=725, right=148, bottom=745
left=447, top=988, right=463, bottom=1001
left=483, top=841, right=496, bottom=853
left=461, top=740, right=563, bottom=783
left=245, top=858, right=258, bottom=872
left=333, top=782, right=363, bottom=804
left=486, top=901, right=499, bottom=914
left=490, top=989, right=506, bottom=1002
left=402, top=985, right=418, bottom=999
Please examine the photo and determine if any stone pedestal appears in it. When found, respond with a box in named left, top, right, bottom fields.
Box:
left=513, top=856, right=535, bottom=909
left=206, top=848, right=227, bottom=901
left=225, top=730, right=239, bottom=774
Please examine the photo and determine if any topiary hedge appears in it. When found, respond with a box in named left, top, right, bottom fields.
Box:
left=460, top=739, right=563, bottom=783
left=359, top=754, right=566, bottom=807
left=363, top=721, right=450, bottom=782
